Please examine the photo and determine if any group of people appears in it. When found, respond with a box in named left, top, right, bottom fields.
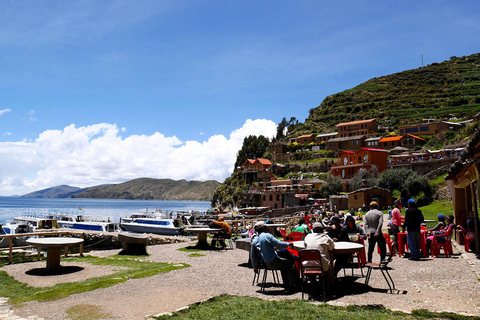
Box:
left=250, top=202, right=390, bottom=293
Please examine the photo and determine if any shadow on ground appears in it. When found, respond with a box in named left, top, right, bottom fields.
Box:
left=26, top=266, right=84, bottom=276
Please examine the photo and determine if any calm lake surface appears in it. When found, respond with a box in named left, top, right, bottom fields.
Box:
left=0, top=197, right=212, bottom=224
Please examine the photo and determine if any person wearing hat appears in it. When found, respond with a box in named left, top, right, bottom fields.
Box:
left=364, top=201, right=387, bottom=263
left=403, top=199, right=424, bottom=260
left=250, top=221, right=299, bottom=292
left=210, top=216, right=232, bottom=249
left=304, top=222, right=334, bottom=272
left=427, top=214, right=447, bottom=234
left=326, top=216, right=342, bottom=241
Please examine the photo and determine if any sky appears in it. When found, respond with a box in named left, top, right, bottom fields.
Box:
left=1, top=1, right=479, bottom=196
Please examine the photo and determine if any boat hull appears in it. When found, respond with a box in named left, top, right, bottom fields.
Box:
left=120, top=222, right=179, bottom=236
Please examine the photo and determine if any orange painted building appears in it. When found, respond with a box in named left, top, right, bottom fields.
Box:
left=330, top=148, right=388, bottom=179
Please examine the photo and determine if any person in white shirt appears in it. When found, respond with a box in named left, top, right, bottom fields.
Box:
left=304, top=222, right=334, bottom=271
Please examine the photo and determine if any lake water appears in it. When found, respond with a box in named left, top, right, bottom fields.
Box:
left=0, top=197, right=212, bottom=224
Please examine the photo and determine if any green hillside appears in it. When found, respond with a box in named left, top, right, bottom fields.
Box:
left=71, top=178, right=219, bottom=201
left=295, top=53, right=480, bottom=136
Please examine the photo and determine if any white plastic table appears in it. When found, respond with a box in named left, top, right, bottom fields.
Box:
left=27, top=237, right=84, bottom=269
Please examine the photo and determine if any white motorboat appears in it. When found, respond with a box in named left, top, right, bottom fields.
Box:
left=48, top=212, right=120, bottom=232
left=120, top=210, right=185, bottom=236
left=1, top=214, right=59, bottom=248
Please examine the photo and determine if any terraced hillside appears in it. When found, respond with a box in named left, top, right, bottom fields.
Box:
left=297, top=53, right=480, bottom=135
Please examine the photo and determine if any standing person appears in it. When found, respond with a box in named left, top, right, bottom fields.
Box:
left=389, top=204, right=404, bottom=259
left=210, top=217, right=231, bottom=249
left=250, top=221, right=298, bottom=292
left=403, top=199, right=424, bottom=261
left=364, top=201, right=387, bottom=263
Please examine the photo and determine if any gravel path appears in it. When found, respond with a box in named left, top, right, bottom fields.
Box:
left=2, top=237, right=480, bottom=319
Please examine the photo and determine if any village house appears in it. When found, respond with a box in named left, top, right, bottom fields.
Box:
left=316, top=132, right=338, bottom=144
left=241, top=158, right=273, bottom=184
left=365, top=136, right=381, bottom=148
left=337, top=118, right=378, bottom=138
left=347, top=187, right=393, bottom=211
left=379, top=134, right=426, bottom=149
left=326, top=135, right=366, bottom=151
left=399, top=121, right=449, bottom=135
left=444, top=129, right=480, bottom=254
left=330, top=148, right=388, bottom=179
left=297, top=134, right=315, bottom=144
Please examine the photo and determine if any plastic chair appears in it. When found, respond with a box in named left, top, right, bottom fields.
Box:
left=364, top=259, right=395, bottom=293
left=299, top=249, right=327, bottom=301
left=211, top=234, right=233, bottom=250
left=252, top=247, right=281, bottom=291
left=431, top=227, right=454, bottom=257
left=280, top=229, right=288, bottom=241
left=289, top=231, right=306, bottom=241
left=457, top=225, right=475, bottom=253
left=377, top=233, right=393, bottom=255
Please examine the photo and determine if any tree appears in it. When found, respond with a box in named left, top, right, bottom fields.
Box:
left=234, top=135, right=270, bottom=170
left=378, top=168, right=432, bottom=200
left=319, top=174, right=343, bottom=198
left=347, top=167, right=379, bottom=192
left=275, top=117, right=288, bottom=141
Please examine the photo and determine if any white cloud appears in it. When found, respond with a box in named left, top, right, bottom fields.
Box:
left=0, top=108, right=12, bottom=116
left=0, top=119, right=277, bottom=196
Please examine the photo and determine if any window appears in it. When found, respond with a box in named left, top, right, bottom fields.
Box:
left=420, top=126, right=429, bottom=132
left=354, top=195, right=358, bottom=200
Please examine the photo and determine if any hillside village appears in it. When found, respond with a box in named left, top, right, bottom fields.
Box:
left=234, top=112, right=480, bottom=212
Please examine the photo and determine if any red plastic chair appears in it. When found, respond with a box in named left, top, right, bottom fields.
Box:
left=299, top=249, right=327, bottom=301
left=457, top=225, right=475, bottom=253
left=377, top=233, right=393, bottom=255
left=289, top=231, right=306, bottom=241
left=431, top=227, right=454, bottom=257
left=280, top=229, right=288, bottom=241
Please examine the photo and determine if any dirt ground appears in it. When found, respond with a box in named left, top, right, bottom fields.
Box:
left=1, top=238, right=480, bottom=320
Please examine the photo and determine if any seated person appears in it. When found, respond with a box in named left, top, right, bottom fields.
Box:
left=426, top=215, right=455, bottom=254
left=427, top=214, right=446, bottom=235
left=210, top=217, right=231, bottom=249
left=250, top=221, right=299, bottom=292
left=326, top=216, right=342, bottom=241
left=292, top=218, right=311, bottom=235
left=327, top=216, right=350, bottom=275
left=304, top=222, right=334, bottom=271
left=339, top=216, right=365, bottom=242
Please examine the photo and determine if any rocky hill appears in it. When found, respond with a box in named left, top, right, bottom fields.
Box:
left=293, top=53, right=480, bottom=136
left=70, top=178, right=220, bottom=201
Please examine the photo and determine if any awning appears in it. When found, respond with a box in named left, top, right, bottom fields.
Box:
left=295, top=194, right=309, bottom=198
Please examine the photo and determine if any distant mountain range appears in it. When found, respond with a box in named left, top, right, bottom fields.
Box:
left=22, top=178, right=220, bottom=201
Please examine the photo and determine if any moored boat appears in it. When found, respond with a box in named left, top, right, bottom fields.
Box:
left=120, top=210, right=186, bottom=236
left=48, top=212, right=120, bottom=232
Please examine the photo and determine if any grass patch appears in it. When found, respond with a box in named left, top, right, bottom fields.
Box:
left=0, top=254, right=189, bottom=306
left=188, top=253, right=205, bottom=257
left=66, top=304, right=110, bottom=320
left=177, top=247, right=204, bottom=252
left=419, top=201, right=454, bottom=223
left=152, top=295, right=479, bottom=320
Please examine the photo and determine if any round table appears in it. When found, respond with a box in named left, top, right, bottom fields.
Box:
left=27, top=237, right=84, bottom=270
left=184, top=227, right=221, bottom=247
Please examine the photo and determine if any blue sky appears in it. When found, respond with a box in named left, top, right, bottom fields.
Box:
left=0, top=1, right=479, bottom=195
